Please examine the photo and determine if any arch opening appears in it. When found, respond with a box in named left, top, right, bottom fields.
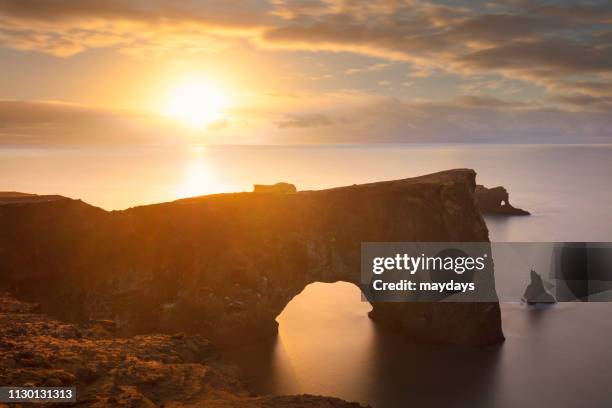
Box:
left=275, top=281, right=373, bottom=333
left=222, top=281, right=375, bottom=399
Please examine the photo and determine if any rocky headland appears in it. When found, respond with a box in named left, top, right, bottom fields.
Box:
left=0, top=169, right=511, bottom=405
left=0, top=169, right=503, bottom=347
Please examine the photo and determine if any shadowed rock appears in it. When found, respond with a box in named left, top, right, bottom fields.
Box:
left=0, top=169, right=503, bottom=347
left=475, top=185, right=530, bottom=215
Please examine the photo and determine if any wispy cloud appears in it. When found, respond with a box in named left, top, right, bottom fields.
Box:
left=275, top=113, right=334, bottom=128
left=345, top=62, right=393, bottom=75
left=0, top=100, right=228, bottom=145
left=2, top=95, right=610, bottom=145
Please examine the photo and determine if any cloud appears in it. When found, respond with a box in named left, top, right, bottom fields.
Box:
left=0, top=0, right=611, bottom=144
left=0, top=0, right=272, bottom=57
left=457, top=39, right=612, bottom=77
left=258, top=1, right=612, bottom=104
left=541, top=79, right=612, bottom=97
left=0, top=100, right=135, bottom=127
left=256, top=88, right=612, bottom=143
left=2, top=95, right=610, bottom=145
left=0, top=18, right=230, bottom=58
left=260, top=4, right=611, bottom=77
left=345, top=62, right=392, bottom=75
left=275, top=113, right=334, bottom=128
left=300, top=95, right=612, bottom=143
left=2, top=0, right=611, bottom=94
left=0, top=100, right=230, bottom=145
left=452, top=95, right=531, bottom=109
left=526, top=2, right=612, bottom=23
left=0, top=0, right=273, bottom=28
left=554, top=94, right=612, bottom=111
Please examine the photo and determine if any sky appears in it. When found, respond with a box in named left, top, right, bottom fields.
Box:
left=1, top=0, right=611, bottom=145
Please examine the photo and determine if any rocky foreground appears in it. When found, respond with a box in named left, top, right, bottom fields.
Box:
left=0, top=293, right=365, bottom=407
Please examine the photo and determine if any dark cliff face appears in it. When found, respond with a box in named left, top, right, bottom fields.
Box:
left=0, top=169, right=503, bottom=347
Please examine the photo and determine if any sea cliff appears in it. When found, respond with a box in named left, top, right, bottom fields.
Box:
left=0, top=169, right=503, bottom=347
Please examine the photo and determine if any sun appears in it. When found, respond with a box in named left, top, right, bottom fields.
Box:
left=165, top=79, right=230, bottom=128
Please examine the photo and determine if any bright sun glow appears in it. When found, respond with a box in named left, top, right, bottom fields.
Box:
left=165, top=79, right=230, bottom=128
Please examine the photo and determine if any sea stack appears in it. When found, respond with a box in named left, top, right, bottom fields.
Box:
left=475, top=185, right=530, bottom=215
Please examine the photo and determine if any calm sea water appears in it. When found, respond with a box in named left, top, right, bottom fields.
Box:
left=2, top=144, right=612, bottom=407
left=223, top=283, right=612, bottom=408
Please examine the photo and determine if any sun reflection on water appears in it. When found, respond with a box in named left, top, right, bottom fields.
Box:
left=174, top=147, right=229, bottom=199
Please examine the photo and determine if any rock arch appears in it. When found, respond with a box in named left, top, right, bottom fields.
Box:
left=0, top=169, right=503, bottom=347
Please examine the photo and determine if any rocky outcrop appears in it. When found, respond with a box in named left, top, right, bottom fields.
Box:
left=474, top=185, right=530, bottom=215
left=253, top=182, right=297, bottom=193
left=0, top=293, right=364, bottom=407
left=523, top=270, right=556, bottom=305
left=0, top=169, right=503, bottom=347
